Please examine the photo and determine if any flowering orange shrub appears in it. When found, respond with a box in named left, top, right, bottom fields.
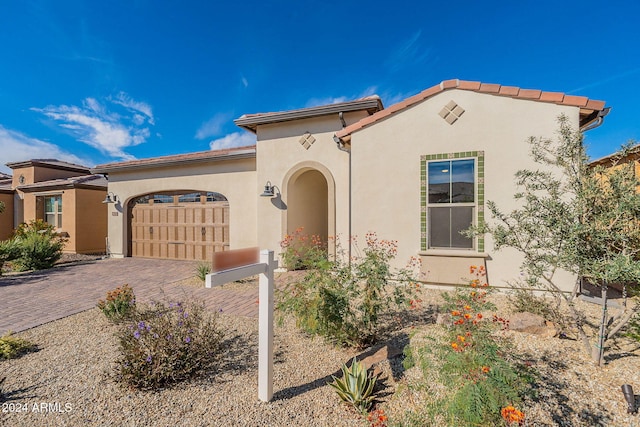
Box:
left=277, top=232, right=421, bottom=347
left=280, top=227, right=326, bottom=270
left=433, top=266, right=531, bottom=425
left=367, top=408, right=388, bottom=427
left=501, top=405, right=525, bottom=425
left=97, top=284, right=136, bottom=322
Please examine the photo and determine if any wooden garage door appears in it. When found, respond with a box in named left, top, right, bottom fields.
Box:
left=130, top=193, right=229, bottom=260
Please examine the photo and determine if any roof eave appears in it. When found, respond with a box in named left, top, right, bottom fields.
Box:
left=234, top=98, right=383, bottom=133
left=6, top=160, right=90, bottom=174
left=92, top=149, right=256, bottom=174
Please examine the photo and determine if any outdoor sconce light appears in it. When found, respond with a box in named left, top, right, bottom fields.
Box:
left=102, top=192, right=119, bottom=204
left=260, top=181, right=275, bottom=197
left=622, top=384, right=637, bottom=414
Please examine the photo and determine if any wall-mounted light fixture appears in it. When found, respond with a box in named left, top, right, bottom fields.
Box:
left=102, top=192, right=119, bottom=204
left=260, top=181, right=275, bottom=198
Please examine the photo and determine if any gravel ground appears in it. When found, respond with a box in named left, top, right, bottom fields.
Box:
left=1, top=284, right=639, bottom=426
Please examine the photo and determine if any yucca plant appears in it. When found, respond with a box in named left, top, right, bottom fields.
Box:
left=328, top=357, right=378, bottom=414
left=195, top=261, right=211, bottom=282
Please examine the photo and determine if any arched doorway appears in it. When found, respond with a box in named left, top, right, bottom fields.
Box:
left=286, top=169, right=329, bottom=244
left=127, top=190, right=229, bottom=260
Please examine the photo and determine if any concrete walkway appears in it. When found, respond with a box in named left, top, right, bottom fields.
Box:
left=0, top=258, right=261, bottom=334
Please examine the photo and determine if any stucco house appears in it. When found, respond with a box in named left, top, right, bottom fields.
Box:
left=1, top=159, right=108, bottom=253
left=92, top=79, right=608, bottom=291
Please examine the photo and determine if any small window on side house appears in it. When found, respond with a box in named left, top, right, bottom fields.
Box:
left=427, top=159, right=475, bottom=249
left=44, top=195, right=63, bottom=229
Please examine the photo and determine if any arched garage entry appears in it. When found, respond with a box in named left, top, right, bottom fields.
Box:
left=127, top=191, right=229, bottom=260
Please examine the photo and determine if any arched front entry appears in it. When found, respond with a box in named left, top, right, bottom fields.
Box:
left=282, top=162, right=336, bottom=255
left=126, top=190, right=229, bottom=260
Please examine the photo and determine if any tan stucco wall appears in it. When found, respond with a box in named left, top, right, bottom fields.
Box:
left=350, top=89, right=580, bottom=291
left=74, top=188, right=108, bottom=253
left=0, top=193, right=13, bottom=240
left=11, top=167, right=35, bottom=188
left=256, top=110, right=368, bottom=262
left=104, top=157, right=257, bottom=257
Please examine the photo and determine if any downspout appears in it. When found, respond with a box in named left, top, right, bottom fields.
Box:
left=334, top=113, right=351, bottom=263
left=581, top=107, right=610, bottom=132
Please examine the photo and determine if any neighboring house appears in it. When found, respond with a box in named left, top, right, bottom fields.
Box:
left=589, top=144, right=640, bottom=192
left=93, top=79, right=608, bottom=291
left=3, top=159, right=108, bottom=253
left=0, top=172, right=13, bottom=240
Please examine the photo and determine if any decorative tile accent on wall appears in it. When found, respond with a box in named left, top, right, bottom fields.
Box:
left=299, top=132, right=316, bottom=150
left=438, top=100, right=465, bottom=124
left=420, top=151, right=485, bottom=252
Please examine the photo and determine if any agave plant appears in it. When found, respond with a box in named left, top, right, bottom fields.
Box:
left=328, top=357, right=378, bottom=414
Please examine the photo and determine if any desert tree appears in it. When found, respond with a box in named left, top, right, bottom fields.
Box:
left=471, top=115, right=640, bottom=365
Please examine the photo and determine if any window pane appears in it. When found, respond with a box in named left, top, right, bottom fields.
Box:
left=206, top=192, right=227, bottom=202
left=451, top=159, right=474, bottom=203
left=153, top=194, right=174, bottom=203
left=45, top=213, right=56, bottom=226
left=428, top=207, right=474, bottom=249
left=178, top=193, right=201, bottom=203
left=451, top=207, right=474, bottom=248
left=45, top=196, right=54, bottom=213
left=56, top=195, right=62, bottom=212
left=428, top=161, right=451, bottom=203
left=428, top=207, right=451, bottom=248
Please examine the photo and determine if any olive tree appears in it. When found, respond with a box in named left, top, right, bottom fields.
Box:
left=472, top=115, right=640, bottom=366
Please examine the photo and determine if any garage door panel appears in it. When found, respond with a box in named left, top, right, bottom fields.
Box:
left=131, top=196, right=229, bottom=260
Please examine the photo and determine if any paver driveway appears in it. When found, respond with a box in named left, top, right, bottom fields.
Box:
left=0, top=258, right=260, bottom=334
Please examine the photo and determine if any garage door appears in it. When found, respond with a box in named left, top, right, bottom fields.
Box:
left=129, top=192, right=229, bottom=260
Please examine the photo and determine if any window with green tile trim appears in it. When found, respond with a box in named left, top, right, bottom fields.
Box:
left=421, top=152, right=485, bottom=251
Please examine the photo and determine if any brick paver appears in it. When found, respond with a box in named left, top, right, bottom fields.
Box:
left=0, top=258, right=261, bottom=333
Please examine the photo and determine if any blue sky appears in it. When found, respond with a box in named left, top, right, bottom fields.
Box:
left=1, top=1, right=639, bottom=174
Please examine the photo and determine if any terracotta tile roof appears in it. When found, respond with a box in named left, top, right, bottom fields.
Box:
left=335, top=79, right=607, bottom=141
left=16, top=175, right=107, bottom=192
left=92, top=145, right=257, bottom=174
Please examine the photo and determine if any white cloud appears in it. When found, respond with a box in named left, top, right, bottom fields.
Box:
left=32, top=94, right=153, bottom=160
left=0, top=125, right=91, bottom=174
left=196, top=112, right=232, bottom=140
left=241, top=76, right=249, bottom=88
left=111, top=92, right=155, bottom=125
left=209, top=132, right=255, bottom=151
left=385, top=30, right=433, bottom=73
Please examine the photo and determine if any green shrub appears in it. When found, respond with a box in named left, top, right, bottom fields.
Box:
left=113, top=299, right=224, bottom=390
left=0, top=332, right=37, bottom=359
left=0, top=239, right=21, bottom=275
left=195, top=261, right=211, bottom=282
left=329, top=357, right=378, bottom=415
left=626, top=311, right=640, bottom=342
left=277, top=233, right=421, bottom=347
left=12, top=220, right=66, bottom=271
left=280, top=227, right=327, bottom=270
left=98, top=284, right=136, bottom=322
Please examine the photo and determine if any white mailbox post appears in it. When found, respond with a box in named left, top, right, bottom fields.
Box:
left=206, top=249, right=275, bottom=402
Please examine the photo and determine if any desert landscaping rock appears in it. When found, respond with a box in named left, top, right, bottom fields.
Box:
left=1, top=284, right=639, bottom=426
left=508, top=311, right=559, bottom=337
